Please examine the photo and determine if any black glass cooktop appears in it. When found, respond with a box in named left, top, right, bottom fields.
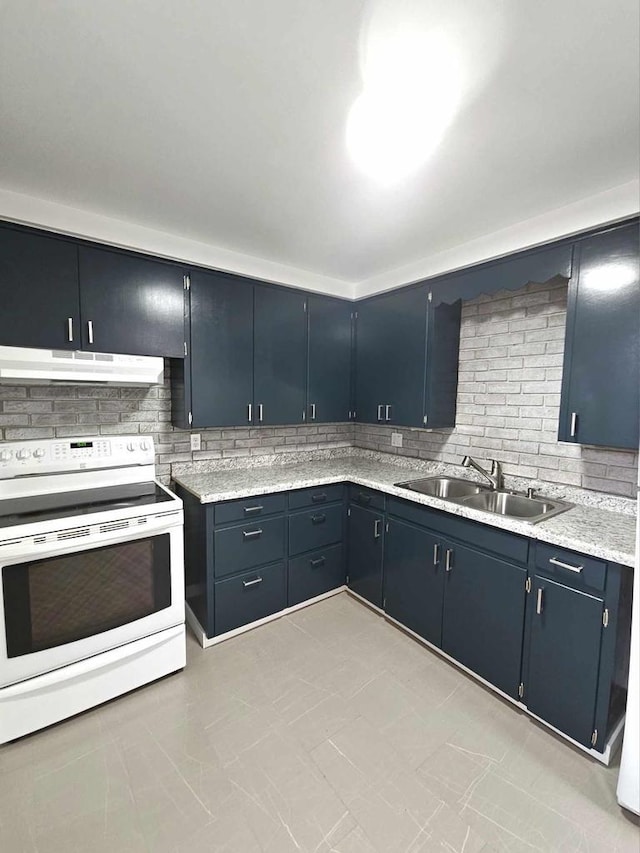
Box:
left=0, top=483, right=175, bottom=529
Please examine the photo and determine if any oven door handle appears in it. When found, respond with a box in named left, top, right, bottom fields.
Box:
left=0, top=625, right=184, bottom=698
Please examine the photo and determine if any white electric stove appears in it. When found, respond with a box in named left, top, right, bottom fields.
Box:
left=0, top=435, right=185, bottom=743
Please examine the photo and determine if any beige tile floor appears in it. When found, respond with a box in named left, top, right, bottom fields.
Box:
left=1, top=592, right=639, bottom=852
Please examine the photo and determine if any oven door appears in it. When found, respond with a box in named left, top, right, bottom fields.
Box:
left=0, top=511, right=184, bottom=687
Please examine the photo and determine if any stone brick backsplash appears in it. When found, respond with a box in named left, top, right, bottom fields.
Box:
left=355, top=280, right=639, bottom=498
left=0, top=365, right=355, bottom=484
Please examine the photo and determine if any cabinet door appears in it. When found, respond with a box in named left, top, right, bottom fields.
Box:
left=525, top=576, right=603, bottom=748
left=254, top=285, right=307, bottom=425
left=442, top=542, right=527, bottom=697
left=559, top=222, right=639, bottom=450
left=189, top=271, right=253, bottom=427
left=356, top=286, right=428, bottom=426
left=307, top=295, right=352, bottom=423
left=347, top=504, right=383, bottom=608
left=78, top=246, right=185, bottom=357
left=0, top=226, right=80, bottom=350
left=383, top=518, right=444, bottom=646
left=424, top=299, right=461, bottom=429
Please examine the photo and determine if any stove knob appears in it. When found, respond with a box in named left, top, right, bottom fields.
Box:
left=34, top=448, right=46, bottom=459
left=140, top=440, right=150, bottom=451
left=17, top=449, right=31, bottom=460
left=0, top=449, right=12, bottom=462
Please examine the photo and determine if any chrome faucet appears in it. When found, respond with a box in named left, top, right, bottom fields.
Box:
left=462, top=455, right=504, bottom=491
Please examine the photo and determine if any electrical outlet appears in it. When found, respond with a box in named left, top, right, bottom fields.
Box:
left=391, top=432, right=403, bottom=448
left=190, top=433, right=201, bottom=451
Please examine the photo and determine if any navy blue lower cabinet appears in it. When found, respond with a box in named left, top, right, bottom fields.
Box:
left=524, top=575, right=604, bottom=748
left=214, top=562, right=287, bottom=635
left=347, top=504, right=384, bottom=607
left=441, top=542, right=527, bottom=698
left=214, top=516, right=285, bottom=578
left=288, top=544, right=345, bottom=607
left=383, top=518, right=444, bottom=647
left=288, top=503, right=344, bottom=557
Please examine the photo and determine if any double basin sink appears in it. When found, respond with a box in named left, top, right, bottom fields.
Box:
left=395, top=477, right=573, bottom=524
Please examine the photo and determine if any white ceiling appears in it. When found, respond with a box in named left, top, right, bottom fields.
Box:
left=0, top=0, right=638, bottom=298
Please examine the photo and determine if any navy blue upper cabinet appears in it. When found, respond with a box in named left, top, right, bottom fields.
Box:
left=383, top=517, right=444, bottom=646
left=307, top=295, right=352, bottom=423
left=355, top=285, right=461, bottom=428
left=189, top=270, right=254, bottom=428
left=356, top=285, right=429, bottom=426
left=0, top=226, right=80, bottom=350
left=559, top=222, right=639, bottom=450
left=441, top=542, right=527, bottom=698
left=78, top=246, right=186, bottom=358
left=253, top=285, right=307, bottom=426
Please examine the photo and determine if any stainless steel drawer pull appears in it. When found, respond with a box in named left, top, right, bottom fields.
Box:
left=67, top=317, right=74, bottom=342
left=445, top=548, right=453, bottom=572
left=258, top=403, right=264, bottom=423
left=385, top=404, right=392, bottom=422
left=248, top=403, right=252, bottom=423
left=243, top=505, right=263, bottom=514
left=374, top=519, right=382, bottom=538
left=87, top=320, right=94, bottom=344
left=549, top=557, right=583, bottom=573
left=310, top=403, right=316, bottom=420
left=433, top=543, right=440, bottom=566
left=311, top=493, right=327, bottom=503
left=242, top=528, right=263, bottom=539
left=243, top=577, right=263, bottom=588
left=377, top=404, right=384, bottom=421
left=570, top=412, right=578, bottom=437
left=311, top=514, right=326, bottom=524
left=536, top=588, right=544, bottom=615
left=310, top=557, right=326, bottom=568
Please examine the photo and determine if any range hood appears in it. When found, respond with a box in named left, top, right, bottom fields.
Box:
left=0, top=346, right=164, bottom=386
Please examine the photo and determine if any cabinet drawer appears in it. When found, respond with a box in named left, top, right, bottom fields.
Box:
left=534, top=543, right=606, bottom=591
left=288, top=483, right=344, bottom=510
left=214, top=516, right=285, bottom=578
left=288, top=544, right=345, bottom=607
left=348, top=485, right=385, bottom=511
left=214, top=561, right=286, bottom=635
left=289, top=503, right=344, bottom=557
left=215, top=493, right=286, bottom=526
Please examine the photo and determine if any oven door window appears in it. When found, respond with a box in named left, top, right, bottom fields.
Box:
left=3, top=535, right=172, bottom=657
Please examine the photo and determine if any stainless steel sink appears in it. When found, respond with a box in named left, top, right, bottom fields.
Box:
left=461, top=491, right=572, bottom=523
left=395, top=477, right=485, bottom=499
left=395, top=477, right=573, bottom=524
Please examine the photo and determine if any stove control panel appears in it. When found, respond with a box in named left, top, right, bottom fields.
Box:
left=0, top=436, right=155, bottom=477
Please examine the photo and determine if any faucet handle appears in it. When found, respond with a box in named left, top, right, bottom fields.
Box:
left=526, top=486, right=536, bottom=499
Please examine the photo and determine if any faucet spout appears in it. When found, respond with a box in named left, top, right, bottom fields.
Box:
left=462, top=455, right=504, bottom=491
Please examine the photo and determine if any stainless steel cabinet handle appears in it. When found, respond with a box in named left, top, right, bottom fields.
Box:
left=377, top=404, right=384, bottom=421
left=248, top=403, right=252, bottom=423
left=570, top=412, right=578, bottom=437
left=243, top=505, right=263, bottom=514
left=536, top=587, right=544, bottom=615
left=67, top=317, right=74, bottom=342
left=87, top=320, right=94, bottom=345
left=310, top=557, right=326, bottom=568
left=374, top=519, right=381, bottom=538
left=433, top=543, right=440, bottom=566
left=311, top=514, right=326, bottom=524
left=445, top=548, right=453, bottom=572
left=549, top=557, right=583, bottom=573
left=242, top=528, right=263, bottom=539
left=311, top=493, right=327, bottom=503
left=385, top=404, right=392, bottom=422
left=243, top=577, right=263, bottom=588
left=258, top=403, right=264, bottom=423
left=310, top=403, right=316, bottom=420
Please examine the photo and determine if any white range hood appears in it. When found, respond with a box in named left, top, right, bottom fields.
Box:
left=0, top=346, right=164, bottom=386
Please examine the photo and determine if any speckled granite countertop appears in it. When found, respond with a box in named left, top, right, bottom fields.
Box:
left=173, top=454, right=637, bottom=568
